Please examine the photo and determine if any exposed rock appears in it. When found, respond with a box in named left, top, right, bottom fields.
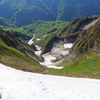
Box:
left=42, top=17, right=99, bottom=56
left=0, top=94, right=1, bottom=99
left=42, top=36, right=63, bottom=54
left=24, top=49, right=43, bottom=62
left=56, top=54, right=63, bottom=60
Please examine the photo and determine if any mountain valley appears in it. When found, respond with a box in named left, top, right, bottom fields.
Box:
left=1, top=1, right=100, bottom=100
left=0, top=0, right=100, bottom=79
left=0, top=15, right=100, bottom=78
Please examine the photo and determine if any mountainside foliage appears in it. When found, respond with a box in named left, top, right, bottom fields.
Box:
left=0, top=0, right=100, bottom=26
left=1, top=19, right=69, bottom=40
left=0, top=17, right=17, bottom=28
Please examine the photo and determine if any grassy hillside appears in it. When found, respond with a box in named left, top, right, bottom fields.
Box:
left=48, top=52, right=100, bottom=79
left=26, top=20, right=69, bottom=39
left=0, top=27, right=45, bottom=73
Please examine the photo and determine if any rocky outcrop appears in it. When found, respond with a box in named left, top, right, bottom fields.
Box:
left=42, top=36, right=63, bottom=54
left=24, top=49, right=43, bottom=62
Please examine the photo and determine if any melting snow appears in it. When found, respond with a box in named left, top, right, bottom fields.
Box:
left=0, top=63, right=100, bottom=100
left=64, top=43, right=73, bottom=48
left=28, top=34, right=35, bottom=45
left=40, top=43, right=73, bottom=69
left=35, top=45, right=42, bottom=56
left=39, top=53, right=63, bottom=69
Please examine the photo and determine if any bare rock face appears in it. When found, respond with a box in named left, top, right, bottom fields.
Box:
left=51, top=42, right=63, bottom=56
left=42, top=36, right=63, bottom=54
left=56, top=54, right=64, bottom=60
left=24, top=49, right=43, bottom=62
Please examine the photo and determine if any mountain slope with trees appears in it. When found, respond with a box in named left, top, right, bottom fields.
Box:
left=0, top=18, right=69, bottom=40
left=0, top=0, right=100, bottom=26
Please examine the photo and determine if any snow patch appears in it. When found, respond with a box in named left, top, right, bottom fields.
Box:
left=35, top=45, right=41, bottom=56
left=51, top=43, right=73, bottom=58
left=0, top=63, right=100, bottom=100
left=28, top=34, right=35, bottom=45
left=36, top=38, right=41, bottom=41
left=64, top=43, right=73, bottom=48
left=39, top=53, right=64, bottom=69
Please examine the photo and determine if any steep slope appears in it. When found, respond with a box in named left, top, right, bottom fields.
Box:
left=0, top=27, right=45, bottom=72
left=0, top=0, right=100, bottom=26
left=64, top=17, right=100, bottom=63
left=46, top=16, right=100, bottom=78
left=42, top=16, right=99, bottom=54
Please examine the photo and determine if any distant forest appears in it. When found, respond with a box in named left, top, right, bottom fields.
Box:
left=0, top=0, right=100, bottom=26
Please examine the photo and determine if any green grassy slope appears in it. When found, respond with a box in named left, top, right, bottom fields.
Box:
left=48, top=52, right=100, bottom=79
left=0, top=28, right=45, bottom=73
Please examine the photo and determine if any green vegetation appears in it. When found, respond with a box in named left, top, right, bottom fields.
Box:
left=0, top=42, right=45, bottom=72
left=0, top=0, right=100, bottom=26
left=0, top=17, right=17, bottom=28
left=0, top=10, right=100, bottom=79
left=1, top=20, right=69, bottom=40
left=48, top=52, right=100, bottom=79
left=41, top=16, right=100, bottom=79
left=31, top=20, right=69, bottom=43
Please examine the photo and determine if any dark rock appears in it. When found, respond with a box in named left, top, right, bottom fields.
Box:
left=56, top=54, right=63, bottom=60
left=0, top=94, right=1, bottom=99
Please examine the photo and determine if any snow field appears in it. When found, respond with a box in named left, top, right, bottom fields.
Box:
left=0, top=63, right=100, bottom=100
left=39, top=53, right=64, bottom=69
left=40, top=43, right=73, bottom=69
